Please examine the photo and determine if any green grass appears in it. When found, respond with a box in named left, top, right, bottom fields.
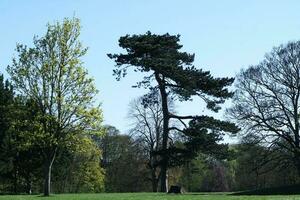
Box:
left=233, top=184, right=300, bottom=195
left=1, top=193, right=300, bottom=200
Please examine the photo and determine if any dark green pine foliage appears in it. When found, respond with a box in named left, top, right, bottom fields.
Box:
left=0, top=74, right=42, bottom=194
left=108, top=32, right=239, bottom=192
left=0, top=73, right=15, bottom=192
left=182, top=116, right=239, bottom=160
left=0, top=74, right=14, bottom=140
left=0, top=74, right=14, bottom=157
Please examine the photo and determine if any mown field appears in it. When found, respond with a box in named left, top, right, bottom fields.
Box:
left=1, top=193, right=300, bottom=200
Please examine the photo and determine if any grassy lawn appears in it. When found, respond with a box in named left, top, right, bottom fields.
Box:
left=1, top=193, right=300, bottom=200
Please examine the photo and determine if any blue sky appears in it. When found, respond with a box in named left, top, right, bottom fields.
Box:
left=1, top=0, right=300, bottom=137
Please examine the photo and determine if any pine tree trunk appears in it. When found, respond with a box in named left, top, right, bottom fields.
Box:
left=160, top=164, right=168, bottom=192
left=155, top=73, right=169, bottom=193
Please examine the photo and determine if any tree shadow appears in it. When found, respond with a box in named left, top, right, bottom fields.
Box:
left=231, top=184, right=300, bottom=196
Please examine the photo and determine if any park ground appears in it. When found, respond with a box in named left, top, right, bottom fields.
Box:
left=1, top=193, right=300, bottom=200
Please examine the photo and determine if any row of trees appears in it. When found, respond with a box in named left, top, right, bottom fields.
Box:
left=1, top=20, right=239, bottom=194
left=92, top=123, right=300, bottom=193
left=1, top=16, right=300, bottom=195
left=107, top=34, right=300, bottom=192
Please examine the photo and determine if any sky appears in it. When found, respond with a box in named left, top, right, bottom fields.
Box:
left=1, top=0, right=300, bottom=139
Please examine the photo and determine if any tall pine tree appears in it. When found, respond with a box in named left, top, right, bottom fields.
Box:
left=108, top=32, right=239, bottom=192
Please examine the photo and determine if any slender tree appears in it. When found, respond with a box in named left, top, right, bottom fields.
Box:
left=7, top=18, right=103, bottom=196
left=108, top=32, right=238, bottom=192
left=128, top=92, right=166, bottom=192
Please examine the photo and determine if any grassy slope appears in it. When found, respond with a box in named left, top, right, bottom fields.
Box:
left=1, top=193, right=300, bottom=200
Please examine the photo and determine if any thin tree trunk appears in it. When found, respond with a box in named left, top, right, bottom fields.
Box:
left=151, top=168, right=158, bottom=192
left=43, top=150, right=56, bottom=196
left=26, top=178, right=32, bottom=194
left=44, top=162, right=52, bottom=196
left=13, top=166, right=18, bottom=194
left=150, top=150, right=158, bottom=192
left=187, top=162, right=191, bottom=192
left=160, top=164, right=168, bottom=192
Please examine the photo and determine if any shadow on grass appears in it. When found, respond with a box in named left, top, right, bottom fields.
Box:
left=231, top=184, right=300, bottom=196
left=36, top=195, right=56, bottom=198
left=187, top=193, right=229, bottom=196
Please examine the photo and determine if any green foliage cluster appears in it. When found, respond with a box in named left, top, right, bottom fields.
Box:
left=0, top=72, right=105, bottom=194
left=0, top=18, right=105, bottom=195
left=96, top=126, right=150, bottom=192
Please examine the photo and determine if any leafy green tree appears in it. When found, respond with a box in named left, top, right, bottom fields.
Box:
left=0, top=74, right=14, bottom=157
left=95, top=125, right=150, bottom=192
left=53, top=136, right=105, bottom=193
left=0, top=74, right=14, bottom=141
left=178, top=157, right=206, bottom=192
left=233, top=141, right=298, bottom=191
left=0, top=73, right=15, bottom=192
left=108, top=32, right=239, bottom=191
left=7, top=18, right=103, bottom=196
left=0, top=75, right=41, bottom=194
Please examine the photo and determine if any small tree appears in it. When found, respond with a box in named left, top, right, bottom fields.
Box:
left=108, top=32, right=238, bottom=192
left=95, top=125, right=150, bottom=192
left=7, top=18, right=103, bottom=196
